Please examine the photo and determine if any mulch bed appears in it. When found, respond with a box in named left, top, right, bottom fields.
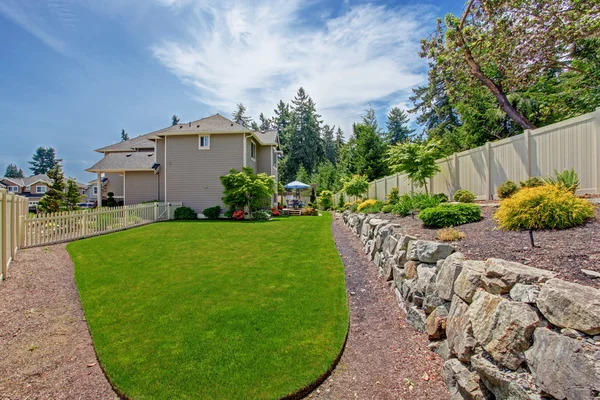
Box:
left=0, top=244, right=117, bottom=399
left=308, top=217, right=449, bottom=400
left=376, top=206, right=600, bottom=289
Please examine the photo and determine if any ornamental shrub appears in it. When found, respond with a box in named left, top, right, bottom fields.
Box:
left=386, top=187, right=401, bottom=205
left=232, top=210, right=245, bottom=220
left=357, top=199, right=380, bottom=212
left=319, top=190, right=334, bottom=210
left=497, top=180, right=519, bottom=199
left=381, top=204, right=394, bottom=213
left=453, top=189, right=476, bottom=203
left=433, top=193, right=449, bottom=203
left=337, top=193, right=345, bottom=210
left=520, top=176, right=544, bottom=188
left=437, top=227, right=466, bottom=241
left=418, top=203, right=482, bottom=228
left=252, top=210, right=271, bottom=220
left=220, top=167, right=275, bottom=211
left=203, top=205, right=221, bottom=219
left=543, top=168, right=580, bottom=193
left=301, top=207, right=319, bottom=216
left=174, top=206, right=197, bottom=220
left=494, top=185, right=595, bottom=230
left=342, top=175, right=369, bottom=199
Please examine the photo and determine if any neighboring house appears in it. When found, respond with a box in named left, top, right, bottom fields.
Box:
left=0, top=174, right=89, bottom=209
left=87, top=114, right=280, bottom=214
left=83, top=178, right=108, bottom=204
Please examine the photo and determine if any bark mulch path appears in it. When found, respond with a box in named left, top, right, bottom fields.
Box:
left=0, top=244, right=117, bottom=400
left=308, top=216, right=449, bottom=400
left=378, top=206, right=600, bottom=289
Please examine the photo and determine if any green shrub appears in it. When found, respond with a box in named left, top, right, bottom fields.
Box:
left=336, top=193, right=345, bottom=210
left=497, top=180, right=519, bottom=199
left=386, top=187, right=400, bottom=204
left=418, top=203, right=482, bottom=228
left=251, top=210, right=271, bottom=220
left=411, top=193, right=442, bottom=210
left=381, top=204, right=394, bottom=213
left=319, top=190, right=334, bottom=210
left=350, top=203, right=359, bottom=212
left=224, top=209, right=233, bottom=218
left=433, top=193, right=449, bottom=203
left=543, top=168, right=579, bottom=193
left=106, top=192, right=116, bottom=207
left=520, top=177, right=544, bottom=188
left=494, top=185, right=595, bottom=230
left=453, top=189, right=476, bottom=203
left=390, top=202, right=412, bottom=217
left=203, top=206, right=221, bottom=220
left=357, top=199, right=384, bottom=213
left=174, top=206, right=197, bottom=220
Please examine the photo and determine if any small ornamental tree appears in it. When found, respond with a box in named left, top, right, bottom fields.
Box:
left=337, top=192, right=345, bottom=209
left=342, top=175, right=369, bottom=199
left=386, top=140, right=442, bottom=194
left=37, top=163, right=66, bottom=213
left=319, top=190, right=333, bottom=210
left=65, top=179, right=83, bottom=210
left=220, top=167, right=276, bottom=212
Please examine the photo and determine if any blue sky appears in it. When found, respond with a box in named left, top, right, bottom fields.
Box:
left=0, top=0, right=464, bottom=182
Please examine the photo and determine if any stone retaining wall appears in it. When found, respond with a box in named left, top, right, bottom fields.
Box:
left=340, top=211, right=600, bottom=400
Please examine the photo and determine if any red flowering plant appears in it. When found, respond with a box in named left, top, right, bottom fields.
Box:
left=232, top=210, right=245, bottom=220
left=270, top=207, right=280, bottom=216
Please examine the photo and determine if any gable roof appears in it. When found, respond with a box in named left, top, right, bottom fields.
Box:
left=86, top=151, right=156, bottom=173
left=95, top=127, right=169, bottom=153
left=1, top=174, right=51, bottom=187
left=150, top=114, right=251, bottom=137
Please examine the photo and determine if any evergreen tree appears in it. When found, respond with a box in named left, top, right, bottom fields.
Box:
left=29, top=147, right=59, bottom=175
left=37, top=162, right=66, bottom=213
left=312, top=161, right=341, bottom=193
left=65, top=178, right=83, bottom=210
left=321, top=124, right=337, bottom=164
left=17, top=168, right=24, bottom=178
left=258, top=113, right=272, bottom=131
left=121, top=129, right=129, bottom=141
left=250, top=121, right=260, bottom=131
left=353, top=121, right=389, bottom=181
left=362, top=107, right=380, bottom=134
left=172, top=115, right=180, bottom=126
left=273, top=100, right=292, bottom=148
left=232, top=103, right=253, bottom=128
left=295, top=165, right=311, bottom=184
left=4, top=163, right=23, bottom=178
left=386, top=107, right=415, bottom=144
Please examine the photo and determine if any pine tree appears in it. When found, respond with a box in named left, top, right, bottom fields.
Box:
left=121, top=129, right=129, bottom=141
left=295, top=165, right=311, bottom=184
left=17, top=168, right=24, bottom=178
left=4, top=163, right=22, bottom=178
left=321, top=124, right=337, bottom=164
left=29, top=147, right=59, bottom=175
left=250, top=121, right=260, bottom=131
left=362, top=108, right=380, bottom=134
left=273, top=100, right=292, bottom=151
left=232, top=103, right=253, bottom=128
left=258, top=113, right=272, bottom=131
left=65, top=178, right=83, bottom=210
left=172, top=115, right=180, bottom=126
left=353, top=120, right=389, bottom=181
left=386, top=107, right=415, bottom=144
left=37, top=162, right=66, bottom=213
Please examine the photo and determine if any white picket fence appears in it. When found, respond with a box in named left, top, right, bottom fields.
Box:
left=0, top=190, right=29, bottom=281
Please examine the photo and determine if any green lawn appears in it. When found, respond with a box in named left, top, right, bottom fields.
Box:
left=67, top=213, right=348, bottom=400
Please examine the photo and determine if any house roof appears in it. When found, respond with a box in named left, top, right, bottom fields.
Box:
left=86, top=151, right=156, bottom=173
left=94, top=128, right=167, bottom=153
left=253, top=130, right=278, bottom=146
left=1, top=174, right=51, bottom=187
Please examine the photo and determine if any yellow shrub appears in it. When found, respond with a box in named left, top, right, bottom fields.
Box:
left=494, top=185, right=595, bottom=230
left=357, top=199, right=379, bottom=212
left=437, top=227, right=466, bottom=241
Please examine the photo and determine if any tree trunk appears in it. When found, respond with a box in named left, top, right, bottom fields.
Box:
left=528, top=229, right=535, bottom=248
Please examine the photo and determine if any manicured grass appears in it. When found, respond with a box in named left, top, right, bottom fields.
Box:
left=67, top=213, right=348, bottom=400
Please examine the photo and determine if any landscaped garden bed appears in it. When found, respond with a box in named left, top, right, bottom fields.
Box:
left=370, top=206, right=600, bottom=288
left=67, top=213, right=348, bottom=399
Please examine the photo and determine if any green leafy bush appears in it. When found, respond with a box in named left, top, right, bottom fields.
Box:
left=251, top=210, right=271, bottom=220
left=174, top=206, right=197, bottom=220
left=494, top=185, right=595, bottom=230
left=520, top=177, right=544, bottom=188
left=418, top=203, right=482, bottom=228
left=453, top=189, right=476, bottom=203
left=543, top=168, right=579, bottom=193
left=224, top=209, right=233, bottom=218
left=220, top=167, right=276, bottom=211
left=357, top=199, right=384, bottom=214
left=497, top=180, right=519, bottom=199
left=433, top=193, right=449, bottom=203
left=386, top=187, right=400, bottom=204
left=337, top=193, right=345, bottom=210
left=319, top=190, right=334, bottom=210
left=381, top=204, right=394, bottom=213
left=203, top=206, right=221, bottom=220
left=342, top=175, right=369, bottom=198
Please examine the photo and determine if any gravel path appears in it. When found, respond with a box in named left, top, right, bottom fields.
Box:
left=0, top=244, right=117, bottom=399
left=308, top=216, right=449, bottom=400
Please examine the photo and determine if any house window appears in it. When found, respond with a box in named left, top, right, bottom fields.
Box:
left=36, top=186, right=47, bottom=194
left=250, top=140, right=256, bottom=161
left=8, top=186, right=18, bottom=192
left=93, top=186, right=98, bottom=195
left=199, top=135, right=210, bottom=149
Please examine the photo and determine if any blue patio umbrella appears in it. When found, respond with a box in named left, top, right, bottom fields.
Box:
left=284, top=181, right=310, bottom=207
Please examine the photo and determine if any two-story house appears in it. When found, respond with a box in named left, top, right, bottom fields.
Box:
left=87, top=114, right=280, bottom=215
left=1, top=174, right=88, bottom=209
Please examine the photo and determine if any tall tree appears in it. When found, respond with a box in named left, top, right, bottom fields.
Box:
left=232, top=103, right=253, bottom=128
left=258, top=113, right=272, bottom=131
left=321, top=124, right=337, bottom=164
left=352, top=121, right=388, bottom=181
left=121, top=129, right=129, bottom=141
left=65, top=178, right=83, bottom=210
left=250, top=121, right=260, bottom=131
left=37, top=162, right=66, bottom=213
left=172, top=115, right=180, bottom=126
left=362, top=107, right=380, bottom=134
left=4, top=163, right=24, bottom=178
left=295, top=165, right=311, bottom=184
left=386, top=107, right=415, bottom=144
left=273, top=100, right=292, bottom=147
left=29, top=147, right=58, bottom=175
left=387, top=139, right=442, bottom=193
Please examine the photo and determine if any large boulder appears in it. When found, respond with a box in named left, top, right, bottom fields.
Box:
left=447, top=295, right=477, bottom=362
left=423, top=292, right=447, bottom=314
left=395, top=234, right=416, bottom=252
left=393, top=265, right=404, bottom=290
left=536, top=278, right=600, bottom=335
left=437, top=252, right=465, bottom=301
left=407, top=240, right=419, bottom=261
left=469, top=291, right=540, bottom=370
left=411, top=240, right=455, bottom=263
left=428, top=339, right=451, bottom=360
left=482, top=258, right=555, bottom=295
left=443, top=359, right=492, bottom=400
left=406, top=305, right=427, bottom=332
left=381, top=235, right=398, bottom=256
left=471, top=354, right=543, bottom=400
left=415, top=263, right=437, bottom=294
left=525, top=328, right=600, bottom=400
left=426, top=304, right=450, bottom=339
left=509, top=283, right=540, bottom=304
left=454, top=261, right=486, bottom=303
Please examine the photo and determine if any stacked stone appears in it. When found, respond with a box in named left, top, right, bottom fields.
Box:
left=341, top=211, right=600, bottom=400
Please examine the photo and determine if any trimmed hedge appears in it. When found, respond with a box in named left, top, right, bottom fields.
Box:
left=174, top=206, right=197, bottom=220
left=418, top=203, right=482, bottom=228
left=453, top=189, right=476, bottom=203
left=497, top=180, right=519, bottom=199
left=203, top=206, right=221, bottom=220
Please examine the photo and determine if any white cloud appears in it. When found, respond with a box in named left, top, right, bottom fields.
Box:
left=151, top=0, right=431, bottom=136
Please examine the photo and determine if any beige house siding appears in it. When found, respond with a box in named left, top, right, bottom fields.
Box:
left=124, top=171, right=160, bottom=205
left=165, top=133, right=244, bottom=213
left=29, top=182, right=48, bottom=195
left=105, top=172, right=124, bottom=198
left=155, top=139, right=166, bottom=202
left=1, top=180, right=21, bottom=193
left=256, top=144, right=273, bottom=175
left=246, top=136, right=257, bottom=172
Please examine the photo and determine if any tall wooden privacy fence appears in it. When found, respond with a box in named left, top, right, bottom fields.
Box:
left=334, top=108, right=600, bottom=204
left=0, top=198, right=182, bottom=283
